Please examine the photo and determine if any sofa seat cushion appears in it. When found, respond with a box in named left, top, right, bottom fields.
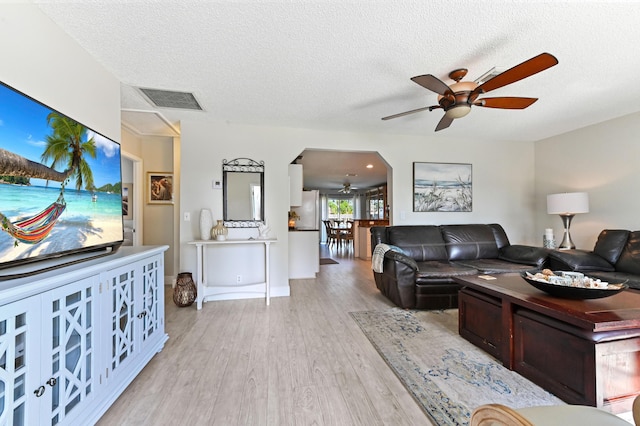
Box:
left=588, top=271, right=640, bottom=291
left=453, top=259, right=539, bottom=274
left=548, top=249, right=616, bottom=272
left=499, top=245, right=549, bottom=268
left=415, top=260, right=478, bottom=283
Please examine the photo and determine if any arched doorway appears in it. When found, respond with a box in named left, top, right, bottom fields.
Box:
left=289, top=148, right=391, bottom=261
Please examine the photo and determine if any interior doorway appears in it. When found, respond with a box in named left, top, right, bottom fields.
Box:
left=121, top=150, right=143, bottom=246
left=290, top=148, right=392, bottom=261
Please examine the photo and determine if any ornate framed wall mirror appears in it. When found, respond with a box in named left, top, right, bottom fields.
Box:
left=223, top=158, right=265, bottom=227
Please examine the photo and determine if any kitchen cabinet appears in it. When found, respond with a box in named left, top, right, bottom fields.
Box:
left=288, top=231, right=320, bottom=279
left=288, top=164, right=303, bottom=207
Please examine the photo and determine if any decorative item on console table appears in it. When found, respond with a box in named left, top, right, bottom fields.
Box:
left=199, top=208, right=213, bottom=240
left=258, top=222, right=271, bottom=239
left=211, top=219, right=228, bottom=241
left=173, top=272, right=197, bottom=307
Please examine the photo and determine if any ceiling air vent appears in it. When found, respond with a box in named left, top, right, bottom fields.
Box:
left=138, top=88, right=203, bottom=110
left=474, top=67, right=505, bottom=85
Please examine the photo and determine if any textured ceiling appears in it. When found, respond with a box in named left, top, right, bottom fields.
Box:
left=34, top=1, right=640, bottom=188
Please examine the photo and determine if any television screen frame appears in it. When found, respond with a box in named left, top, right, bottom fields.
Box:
left=0, top=80, right=124, bottom=279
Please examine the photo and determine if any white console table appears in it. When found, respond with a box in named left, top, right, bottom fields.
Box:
left=188, top=238, right=276, bottom=310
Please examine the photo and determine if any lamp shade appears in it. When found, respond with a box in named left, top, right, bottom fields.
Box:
left=547, top=192, right=589, bottom=215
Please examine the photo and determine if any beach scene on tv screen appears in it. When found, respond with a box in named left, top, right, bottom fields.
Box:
left=0, top=83, right=123, bottom=264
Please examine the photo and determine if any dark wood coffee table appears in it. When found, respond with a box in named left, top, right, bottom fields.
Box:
left=454, top=273, right=640, bottom=413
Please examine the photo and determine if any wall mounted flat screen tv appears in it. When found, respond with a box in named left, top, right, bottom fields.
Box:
left=0, top=81, right=124, bottom=278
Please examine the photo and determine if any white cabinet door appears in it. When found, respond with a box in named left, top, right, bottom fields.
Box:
left=104, top=263, right=138, bottom=379
left=0, top=294, right=41, bottom=426
left=41, top=275, right=100, bottom=425
left=104, top=254, right=165, bottom=383
left=139, top=255, right=163, bottom=350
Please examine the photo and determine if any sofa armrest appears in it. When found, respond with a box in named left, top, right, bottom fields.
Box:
left=376, top=250, right=418, bottom=308
left=385, top=250, right=418, bottom=270
left=499, top=245, right=549, bottom=268
left=547, top=249, right=615, bottom=272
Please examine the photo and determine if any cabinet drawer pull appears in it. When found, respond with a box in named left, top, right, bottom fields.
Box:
left=46, top=377, right=57, bottom=387
left=34, top=385, right=45, bottom=397
left=137, top=310, right=147, bottom=319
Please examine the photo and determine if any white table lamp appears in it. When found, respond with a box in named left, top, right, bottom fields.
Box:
left=547, top=192, right=589, bottom=250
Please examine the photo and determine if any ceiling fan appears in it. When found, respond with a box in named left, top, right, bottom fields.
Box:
left=338, top=183, right=353, bottom=194
left=382, top=52, right=558, bottom=131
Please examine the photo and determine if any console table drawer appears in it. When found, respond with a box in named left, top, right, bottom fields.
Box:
left=459, top=288, right=502, bottom=361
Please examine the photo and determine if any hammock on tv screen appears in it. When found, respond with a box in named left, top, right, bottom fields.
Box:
left=5, top=195, right=66, bottom=244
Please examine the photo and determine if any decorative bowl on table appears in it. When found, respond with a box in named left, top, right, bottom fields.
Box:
left=520, top=270, right=628, bottom=299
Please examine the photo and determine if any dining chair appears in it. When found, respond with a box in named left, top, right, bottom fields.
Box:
left=339, top=221, right=354, bottom=250
left=323, top=220, right=339, bottom=246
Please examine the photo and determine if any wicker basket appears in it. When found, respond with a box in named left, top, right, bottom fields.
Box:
left=173, top=272, right=197, bottom=307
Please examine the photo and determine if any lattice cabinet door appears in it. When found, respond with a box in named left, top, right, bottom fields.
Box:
left=105, top=263, right=138, bottom=379
left=40, top=275, right=100, bottom=426
left=139, top=256, right=163, bottom=349
left=0, top=295, right=42, bottom=426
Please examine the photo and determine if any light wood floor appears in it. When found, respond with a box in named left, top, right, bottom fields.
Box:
left=96, top=244, right=431, bottom=425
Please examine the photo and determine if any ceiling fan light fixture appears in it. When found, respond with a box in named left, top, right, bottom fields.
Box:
left=339, top=183, right=352, bottom=194
left=445, top=105, right=471, bottom=119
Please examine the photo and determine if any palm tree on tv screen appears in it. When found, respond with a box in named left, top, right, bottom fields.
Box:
left=41, top=112, right=96, bottom=191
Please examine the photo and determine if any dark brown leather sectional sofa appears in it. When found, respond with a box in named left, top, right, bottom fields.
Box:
left=370, top=224, right=548, bottom=309
left=548, top=229, right=640, bottom=290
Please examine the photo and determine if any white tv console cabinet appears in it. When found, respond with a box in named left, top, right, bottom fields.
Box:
left=0, top=245, right=169, bottom=426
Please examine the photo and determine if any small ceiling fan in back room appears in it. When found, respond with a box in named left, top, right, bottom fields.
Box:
left=338, top=183, right=353, bottom=194
left=382, top=52, right=558, bottom=131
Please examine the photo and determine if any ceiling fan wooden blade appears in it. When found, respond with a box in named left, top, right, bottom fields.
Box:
left=472, top=53, right=558, bottom=96
left=411, top=74, right=452, bottom=96
left=381, top=106, right=433, bottom=120
left=474, top=97, right=538, bottom=109
left=435, top=114, right=454, bottom=131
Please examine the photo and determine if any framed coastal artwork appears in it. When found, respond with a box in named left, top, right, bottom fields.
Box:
left=122, top=183, right=133, bottom=219
left=147, top=172, right=174, bottom=204
left=413, top=162, right=472, bottom=212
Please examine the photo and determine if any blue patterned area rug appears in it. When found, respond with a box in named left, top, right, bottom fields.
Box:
left=350, top=308, right=564, bottom=426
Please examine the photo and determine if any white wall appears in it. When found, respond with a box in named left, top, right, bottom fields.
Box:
left=535, top=111, right=640, bottom=249
left=180, top=120, right=535, bottom=297
left=0, top=4, right=120, bottom=141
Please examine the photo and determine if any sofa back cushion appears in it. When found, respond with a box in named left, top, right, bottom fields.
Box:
left=441, top=224, right=499, bottom=260
left=593, top=229, right=630, bottom=265
left=387, top=226, right=448, bottom=261
left=614, top=231, right=640, bottom=275
left=489, top=224, right=511, bottom=249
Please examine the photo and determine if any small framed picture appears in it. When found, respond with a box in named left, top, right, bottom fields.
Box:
left=122, top=183, right=133, bottom=219
left=147, top=172, right=174, bottom=204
